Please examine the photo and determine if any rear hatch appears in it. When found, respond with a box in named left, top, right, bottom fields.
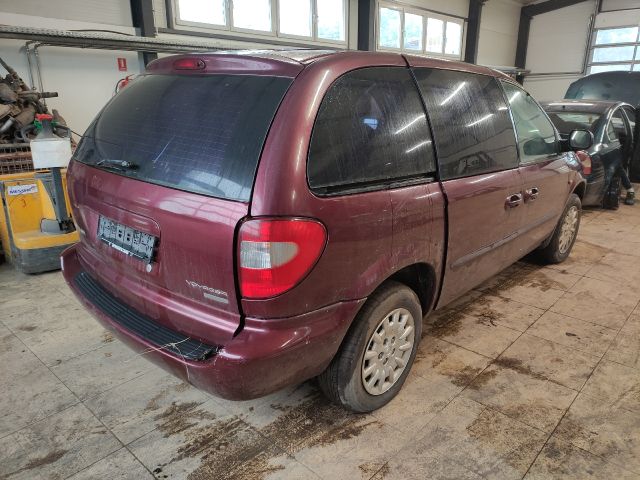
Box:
left=68, top=56, right=298, bottom=346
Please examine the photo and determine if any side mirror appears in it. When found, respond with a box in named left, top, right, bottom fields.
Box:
left=569, top=129, right=593, bottom=150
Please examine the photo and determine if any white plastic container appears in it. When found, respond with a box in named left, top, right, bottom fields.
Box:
left=30, top=136, right=72, bottom=169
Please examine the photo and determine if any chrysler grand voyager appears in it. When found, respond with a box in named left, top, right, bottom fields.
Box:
left=62, top=51, right=588, bottom=412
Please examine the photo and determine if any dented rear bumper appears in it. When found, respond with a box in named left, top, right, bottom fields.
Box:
left=61, top=245, right=363, bottom=400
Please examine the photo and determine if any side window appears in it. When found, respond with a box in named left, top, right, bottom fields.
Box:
left=412, top=68, right=518, bottom=180
left=608, top=109, right=627, bottom=143
left=606, top=120, right=618, bottom=142
left=501, top=82, right=558, bottom=164
left=623, top=107, right=636, bottom=141
left=307, top=67, right=435, bottom=194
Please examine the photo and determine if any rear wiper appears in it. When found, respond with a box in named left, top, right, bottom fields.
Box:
left=96, top=159, right=138, bottom=170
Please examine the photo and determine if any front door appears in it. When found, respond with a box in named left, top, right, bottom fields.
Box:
left=501, top=81, right=571, bottom=253
left=619, top=105, right=637, bottom=180
left=597, top=107, right=632, bottom=197
left=410, top=65, right=524, bottom=307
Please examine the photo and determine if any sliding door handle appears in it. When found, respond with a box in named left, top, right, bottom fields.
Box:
left=525, top=187, right=540, bottom=202
left=505, top=193, right=523, bottom=208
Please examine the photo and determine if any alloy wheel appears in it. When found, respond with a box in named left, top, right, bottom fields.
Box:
left=558, top=205, right=579, bottom=254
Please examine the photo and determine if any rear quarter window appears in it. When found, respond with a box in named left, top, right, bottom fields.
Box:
left=413, top=68, right=518, bottom=180
left=501, top=81, right=558, bottom=164
left=73, top=74, right=292, bottom=202
left=307, top=67, right=436, bottom=195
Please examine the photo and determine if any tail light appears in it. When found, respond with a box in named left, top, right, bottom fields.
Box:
left=238, top=218, right=327, bottom=299
left=576, top=150, right=592, bottom=175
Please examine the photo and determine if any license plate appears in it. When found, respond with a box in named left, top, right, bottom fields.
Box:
left=97, top=216, right=157, bottom=263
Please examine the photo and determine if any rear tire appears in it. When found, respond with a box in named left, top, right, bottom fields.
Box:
left=318, top=281, right=422, bottom=412
left=538, top=193, right=581, bottom=264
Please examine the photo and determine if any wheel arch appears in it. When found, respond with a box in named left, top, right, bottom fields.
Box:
left=573, top=180, right=587, bottom=201
left=384, top=262, right=437, bottom=315
left=338, top=261, right=437, bottom=344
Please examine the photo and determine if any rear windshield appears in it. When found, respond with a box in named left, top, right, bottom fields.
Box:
left=73, top=74, right=292, bottom=202
left=546, top=111, right=602, bottom=135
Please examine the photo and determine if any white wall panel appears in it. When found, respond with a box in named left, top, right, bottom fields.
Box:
left=601, top=0, right=640, bottom=12
left=526, top=1, right=595, bottom=74
left=0, top=38, right=141, bottom=135
left=0, top=0, right=133, bottom=27
left=477, top=0, right=520, bottom=67
left=349, top=0, right=359, bottom=49
left=401, top=0, right=469, bottom=18
left=524, top=1, right=640, bottom=100
left=523, top=1, right=595, bottom=101
left=0, top=14, right=140, bottom=133
left=153, top=0, right=168, bottom=29
left=153, top=0, right=358, bottom=49
left=381, top=0, right=519, bottom=67
left=524, top=74, right=583, bottom=101
left=0, top=0, right=526, bottom=129
left=0, top=12, right=136, bottom=34
left=595, top=9, right=640, bottom=27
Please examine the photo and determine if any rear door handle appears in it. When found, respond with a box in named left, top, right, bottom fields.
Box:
left=505, top=193, right=523, bottom=208
left=525, top=187, right=540, bottom=202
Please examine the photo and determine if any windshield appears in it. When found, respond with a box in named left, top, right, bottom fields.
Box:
left=545, top=111, right=602, bottom=136
left=73, top=74, right=292, bottom=202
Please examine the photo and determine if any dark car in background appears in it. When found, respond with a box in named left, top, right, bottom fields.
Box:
left=564, top=71, right=640, bottom=183
left=565, top=71, right=640, bottom=107
left=542, top=99, right=637, bottom=206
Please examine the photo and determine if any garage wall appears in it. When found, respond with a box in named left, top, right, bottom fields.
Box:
left=0, top=12, right=141, bottom=136
left=0, top=0, right=523, bottom=134
left=600, top=0, right=640, bottom=11
left=1, top=1, right=358, bottom=134
left=398, top=0, right=468, bottom=17
left=523, top=0, right=640, bottom=101
left=523, top=1, right=595, bottom=101
left=155, top=0, right=360, bottom=50
left=595, top=7, right=640, bottom=28
left=0, top=0, right=133, bottom=27
left=160, top=0, right=522, bottom=68
left=373, top=0, right=520, bottom=67
left=477, top=0, right=520, bottom=67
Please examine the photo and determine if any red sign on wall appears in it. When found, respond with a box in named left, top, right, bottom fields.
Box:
left=117, top=58, right=127, bottom=71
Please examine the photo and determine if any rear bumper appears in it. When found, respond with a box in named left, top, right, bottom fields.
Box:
left=583, top=178, right=604, bottom=206
left=61, top=245, right=363, bottom=400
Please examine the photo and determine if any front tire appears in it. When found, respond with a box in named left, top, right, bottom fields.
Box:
left=538, top=193, right=581, bottom=264
left=318, top=281, right=422, bottom=412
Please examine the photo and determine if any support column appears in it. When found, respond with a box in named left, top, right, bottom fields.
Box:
left=515, top=10, right=532, bottom=84
left=130, top=0, right=158, bottom=65
left=357, top=0, right=376, bottom=51
left=464, top=0, right=486, bottom=64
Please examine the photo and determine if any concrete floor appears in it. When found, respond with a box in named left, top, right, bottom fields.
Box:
left=1, top=205, right=640, bottom=480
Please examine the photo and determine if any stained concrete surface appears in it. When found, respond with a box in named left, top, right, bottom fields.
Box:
left=1, top=205, right=640, bottom=480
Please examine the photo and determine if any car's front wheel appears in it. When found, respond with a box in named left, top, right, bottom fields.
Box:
left=538, top=193, right=582, bottom=264
left=318, top=281, right=422, bottom=412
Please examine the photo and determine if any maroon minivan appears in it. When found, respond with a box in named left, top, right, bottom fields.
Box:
left=62, top=51, right=587, bottom=412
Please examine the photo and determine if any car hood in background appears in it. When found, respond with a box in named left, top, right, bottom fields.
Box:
left=565, top=71, right=640, bottom=106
